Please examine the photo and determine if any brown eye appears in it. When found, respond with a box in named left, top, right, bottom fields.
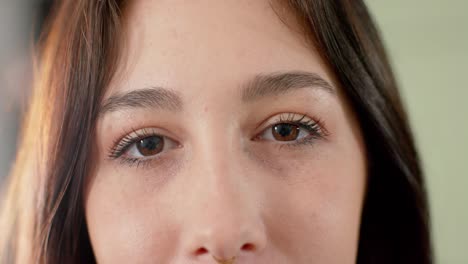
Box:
left=272, top=123, right=300, bottom=141
left=136, top=136, right=164, bottom=156
left=256, top=113, right=325, bottom=145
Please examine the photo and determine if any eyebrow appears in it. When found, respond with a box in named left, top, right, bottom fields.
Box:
left=99, top=71, right=334, bottom=116
left=100, top=87, right=183, bottom=115
left=241, top=71, right=335, bottom=102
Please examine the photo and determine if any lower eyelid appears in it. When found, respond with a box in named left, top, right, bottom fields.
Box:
left=118, top=155, right=163, bottom=169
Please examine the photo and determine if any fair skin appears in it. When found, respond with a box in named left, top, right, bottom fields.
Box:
left=85, top=0, right=367, bottom=263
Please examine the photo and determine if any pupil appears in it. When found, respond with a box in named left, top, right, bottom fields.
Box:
left=140, top=137, right=159, bottom=150
left=137, top=136, right=163, bottom=156
left=277, top=124, right=293, bottom=136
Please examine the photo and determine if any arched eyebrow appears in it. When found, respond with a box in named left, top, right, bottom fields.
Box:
left=241, top=71, right=335, bottom=102
left=99, top=87, right=183, bottom=115
left=99, top=71, right=335, bottom=116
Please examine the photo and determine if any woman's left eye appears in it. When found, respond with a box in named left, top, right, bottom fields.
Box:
left=271, top=123, right=305, bottom=141
left=259, top=123, right=316, bottom=142
left=255, top=114, right=326, bottom=144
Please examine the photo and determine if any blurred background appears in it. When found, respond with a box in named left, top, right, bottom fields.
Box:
left=0, top=1, right=466, bottom=263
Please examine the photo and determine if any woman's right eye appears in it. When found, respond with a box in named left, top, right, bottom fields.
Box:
left=129, top=136, right=164, bottom=157
left=109, top=128, right=180, bottom=163
left=122, top=135, right=179, bottom=159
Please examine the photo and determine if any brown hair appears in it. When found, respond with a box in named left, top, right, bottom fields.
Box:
left=0, top=0, right=432, bottom=263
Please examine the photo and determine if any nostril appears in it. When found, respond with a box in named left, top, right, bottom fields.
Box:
left=195, top=247, right=208, bottom=256
left=241, top=243, right=256, bottom=251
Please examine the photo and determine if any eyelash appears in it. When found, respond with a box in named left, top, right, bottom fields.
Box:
left=108, top=128, right=166, bottom=168
left=108, top=113, right=328, bottom=167
left=258, top=113, right=328, bottom=149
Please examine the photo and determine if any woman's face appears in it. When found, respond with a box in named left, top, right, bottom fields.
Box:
left=85, top=0, right=367, bottom=263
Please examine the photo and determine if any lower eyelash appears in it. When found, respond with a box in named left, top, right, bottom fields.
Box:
left=117, top=156, right=161, bottom=169
left=118, top=157, right=143, bottom=167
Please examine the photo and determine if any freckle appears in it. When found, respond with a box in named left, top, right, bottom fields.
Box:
left=204, top=106, right=208, bottom=112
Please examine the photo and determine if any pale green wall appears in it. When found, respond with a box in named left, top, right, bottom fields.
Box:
left=365, top=1, right=468, bottom=263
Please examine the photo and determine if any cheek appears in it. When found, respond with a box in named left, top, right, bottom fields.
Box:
left=85, top=169, right=179, bottom=263
left=260, top=136, right=366, bottom=262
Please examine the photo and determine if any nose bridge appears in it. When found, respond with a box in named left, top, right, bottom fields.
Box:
left=195, top=115, right=239, bottom=182
left=180, top=116, right=266, bottom=260
left=192, top=107, right=251, bottom=196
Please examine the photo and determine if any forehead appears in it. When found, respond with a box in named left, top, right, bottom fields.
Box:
left=109, top=0, right=331, bottom=99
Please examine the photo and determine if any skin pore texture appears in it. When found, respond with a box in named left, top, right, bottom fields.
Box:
left=85, top=0, right=367, bottom=263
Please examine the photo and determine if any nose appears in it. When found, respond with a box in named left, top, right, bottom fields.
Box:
left=180, top=140, right=267, bottom=261
left=186, top=216, right=266, bottom=261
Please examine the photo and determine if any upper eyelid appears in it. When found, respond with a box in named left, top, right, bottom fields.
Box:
left=112, top=129, right=154, bottom=149
left=114, top=127, right=175, bottom=145
left=255, top=112, right=316, bottom=130
left=278, top=113, right=311, bottom=123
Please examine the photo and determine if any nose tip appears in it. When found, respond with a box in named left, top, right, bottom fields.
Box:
left=182, top=196, right=267, bottom=261
left=188, top=223, right=266, bottom=261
